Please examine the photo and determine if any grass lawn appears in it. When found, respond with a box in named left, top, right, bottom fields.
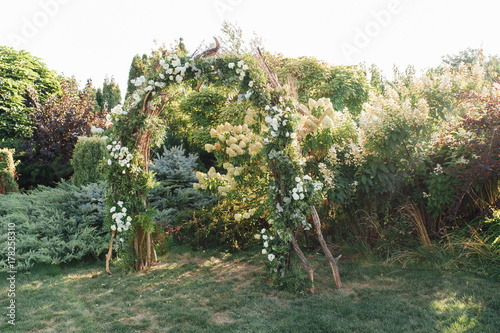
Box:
left=1, top=246, right=499, bottom=332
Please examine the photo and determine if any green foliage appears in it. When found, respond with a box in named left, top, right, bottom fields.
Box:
left=150, top=146, right=216, bottom=247
left=442, top=47, right=482, bottom=68
left=18, top=77, right=107, bottom=188
left=71, top=137, right=108, bottom=186
left=95, top=76, right=121, bottom=112
left=0, top=47, right=60, bottom=141
left=180, top=88, right=227, bottom=130
left=125, top=54, right=147, bottom=100
left=323, top=65, right=371, bottom=113
left=0, top=181, right=108, bottom=270
left=0, top=148, right=18, bottom=194
left=270, top=55, right=370, bottom=112
left=217, top=20, right=263, bottom=55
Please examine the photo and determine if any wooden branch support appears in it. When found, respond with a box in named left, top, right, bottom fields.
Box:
left=146, top=232, right=152, bottom=267
left=105, top=230, right=116, bottom=275
left=291, top=233, right=314, bottom=293
left=311, top=205, right=342, bottom=289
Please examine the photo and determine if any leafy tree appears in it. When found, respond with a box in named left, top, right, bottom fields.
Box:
left=18, top=77, right=107, bottom=188
left=442, top=47, right=500, bottom=79
left=0, top=47, right=60, bottom=143
left=269, top=54, right=370, bottom=113
left=442, top=47, right=482, bottom=68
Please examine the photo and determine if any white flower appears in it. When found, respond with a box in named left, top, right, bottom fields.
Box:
left=242, top=65, right=248, bottom=70
left=261, top=228, right=266, bottom=234
left=248, top=81, right=254, bottom=87
left=262, top=249, right=267, bottom=254
left=254, top=234, right=261, bottom=240
left=110, top=206, right=116, bottom=213
left=175, top=75, right=183, bottom=83
left=117, top=201, right=123, bottom=207
left=262, top=235, right=268, bottom=240
left=263, top=241, right=269, bottom=248
left=91, top=126, right=104, bottom=134
left=268, top=254, right=275, bottom=261
left=110, top=225, right=116, bottom=231
left=126, top=216, right=132, bottom=222
left=122, top=207, right=127, bottom=213
left=107, top=159, right=112, bottom=165
left=234, top=213, right=242, bottom=221
left=119, top=238, right=124, bottom=242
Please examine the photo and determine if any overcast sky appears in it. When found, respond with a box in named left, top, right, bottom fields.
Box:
left=1, top=0, right=499, bottom=98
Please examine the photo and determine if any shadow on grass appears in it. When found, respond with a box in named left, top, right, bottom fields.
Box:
left=0, top=248, right=499, bottom=332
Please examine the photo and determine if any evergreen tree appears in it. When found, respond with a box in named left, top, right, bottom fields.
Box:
left=95, top=87, right=103, bottom=112
left=125, top=55, right=147, bottom=100
left=100, top=76, right=121, bottom=111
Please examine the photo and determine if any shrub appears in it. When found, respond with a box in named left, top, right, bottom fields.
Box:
left=149, top=146, right=216, bottom=249
left=0, top=181, right=108, bottom=270
left=0, top=148, right=18, bottom=194
left=71, top=137, right=108, bottom=186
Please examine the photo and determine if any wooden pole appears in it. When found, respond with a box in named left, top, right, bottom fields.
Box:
left=105, top=230, right=116, bottom=275
left=311, top=205, right=342, bottom=289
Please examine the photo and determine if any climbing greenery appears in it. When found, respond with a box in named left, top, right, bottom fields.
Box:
left=104, top=47, right=272, bottom=270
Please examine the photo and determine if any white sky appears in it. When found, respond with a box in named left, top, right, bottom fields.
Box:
left=1, top=0, right=499, bottom=98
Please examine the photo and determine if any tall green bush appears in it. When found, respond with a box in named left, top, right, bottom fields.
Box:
left=71, top=137, right=108, bottom=186
left=0, top=148, right=18, bottom=194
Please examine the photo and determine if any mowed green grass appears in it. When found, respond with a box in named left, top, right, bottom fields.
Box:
left=1, top=246, right=499, bottom=333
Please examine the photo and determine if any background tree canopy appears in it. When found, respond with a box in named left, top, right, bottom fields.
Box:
left=0, top=46, right=60, bottom=143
